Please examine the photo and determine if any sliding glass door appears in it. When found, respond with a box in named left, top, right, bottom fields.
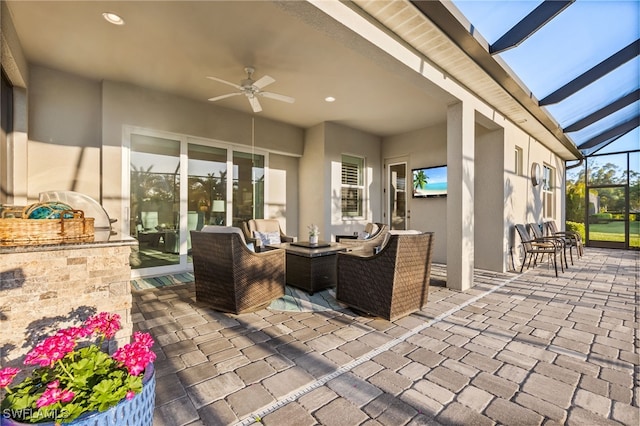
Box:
left=128, top=129, right=265, bottom=275
left=129, top=134, right=181, bottom=269
left=187, top=144, right=228, bottom=253
left=232, top=151, right=264, bottom=228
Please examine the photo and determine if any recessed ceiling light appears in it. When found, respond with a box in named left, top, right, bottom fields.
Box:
left=325, top=96, right=336, bottom=103
left=102, top=12, right=125, bottom=26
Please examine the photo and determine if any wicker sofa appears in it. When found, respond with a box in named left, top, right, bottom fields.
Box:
left=190, top=226, right=285, bottom=314
left=337, top=231, right=435, bottom=321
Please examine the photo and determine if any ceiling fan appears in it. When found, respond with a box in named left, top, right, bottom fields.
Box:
left=207, top=66, right=295, bottom=113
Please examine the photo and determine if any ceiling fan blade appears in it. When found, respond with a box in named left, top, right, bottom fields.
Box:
left=253, top=75, right=275, bottom=89
left=260, top=91, right=295, bottom=103
left=208, top=92, right=241, bottom=102
left=248, top=96, right=262, bottom=113
left=206, top=76, right=242, bottom=90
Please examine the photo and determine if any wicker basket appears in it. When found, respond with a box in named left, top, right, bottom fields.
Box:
left=0, top=209, right=95, bottom=244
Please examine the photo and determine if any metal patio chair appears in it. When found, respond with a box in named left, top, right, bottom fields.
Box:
left=544, top=220, right=583, bottom=260
left=527, top=223, right=569, bottom=269
left=515, top=224, right=564, bottom=277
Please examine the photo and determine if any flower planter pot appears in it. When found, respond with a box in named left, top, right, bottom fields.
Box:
left=1, top=363, right=156, bottom=426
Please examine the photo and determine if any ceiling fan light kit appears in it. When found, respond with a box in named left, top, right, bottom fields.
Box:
left=207, top=66, right=295, bottom=113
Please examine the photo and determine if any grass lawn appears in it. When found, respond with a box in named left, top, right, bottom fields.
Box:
left=589, top=221, right=640, bottom=247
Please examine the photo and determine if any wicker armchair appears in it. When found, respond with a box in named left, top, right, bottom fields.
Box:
left=190, top=226, right=285, bottom=314
left=337, top=223, right=390, bottom=255
left=242, top=219, right=294, bottom=249
left=337, top=232, right=434, bottom=321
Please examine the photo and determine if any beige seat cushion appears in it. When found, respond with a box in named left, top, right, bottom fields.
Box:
left=201, top=225, right=254, bottom=250
left=249, top=219, right=282, bottom=234
left=364, top=223, right=379, bottom=235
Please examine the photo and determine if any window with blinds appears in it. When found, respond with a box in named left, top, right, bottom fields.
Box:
left=515, top=146, right=523, bottom=176
left=341, top=155, right=365, bottom=217
left=542, top=164, right=555, bottom=217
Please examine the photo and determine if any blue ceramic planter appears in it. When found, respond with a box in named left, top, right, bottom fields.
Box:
left=1, top=363, right=155, bottom=426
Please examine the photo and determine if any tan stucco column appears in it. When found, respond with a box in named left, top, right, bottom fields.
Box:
left=446, top=102, right=475, bottom=291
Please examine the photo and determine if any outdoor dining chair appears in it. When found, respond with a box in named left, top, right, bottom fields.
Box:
left=515, top=224, right=564, bottom=277
left=544, top=220, right=583, bottom=259
left=527, top=222, right=570, bottom=268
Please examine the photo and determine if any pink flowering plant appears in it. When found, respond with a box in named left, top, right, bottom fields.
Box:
left=0, top=312, right=155, bottom=424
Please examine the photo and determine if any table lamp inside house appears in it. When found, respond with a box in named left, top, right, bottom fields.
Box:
left=212, top=200, right=225, bottom=225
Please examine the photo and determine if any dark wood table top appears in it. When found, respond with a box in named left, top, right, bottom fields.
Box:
left=267, top=241, right=350, bottom=258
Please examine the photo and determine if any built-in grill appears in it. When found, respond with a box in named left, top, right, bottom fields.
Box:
left=39, top=190, right=117, bottom=237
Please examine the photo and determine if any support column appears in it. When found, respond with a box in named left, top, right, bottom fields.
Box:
left=447, top=102, right=475, bottom=291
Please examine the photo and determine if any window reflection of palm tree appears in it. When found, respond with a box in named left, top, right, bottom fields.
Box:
left=189, top=171, right=227, bottom=225
left=130, top=164, right=174, bottom=232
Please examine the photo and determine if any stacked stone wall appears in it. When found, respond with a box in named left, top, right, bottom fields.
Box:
left=0, top=244, right=133, bottom=365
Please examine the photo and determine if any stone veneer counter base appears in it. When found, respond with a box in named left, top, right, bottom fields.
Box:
left=0, top=232, right=138, bottom=365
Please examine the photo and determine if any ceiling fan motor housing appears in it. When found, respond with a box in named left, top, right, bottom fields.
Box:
left=241, top=79, right=256, bottom=91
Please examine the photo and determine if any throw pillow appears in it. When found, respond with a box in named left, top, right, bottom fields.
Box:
left=357, top=231, right=370, bottom=240
left=254, top=230, right=281, bottom=246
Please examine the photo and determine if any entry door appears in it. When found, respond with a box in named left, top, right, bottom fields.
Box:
left=387, top=161, right=408, bottom=230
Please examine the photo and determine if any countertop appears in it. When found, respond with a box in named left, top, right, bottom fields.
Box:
left=0, top=229, right=138, bottom=254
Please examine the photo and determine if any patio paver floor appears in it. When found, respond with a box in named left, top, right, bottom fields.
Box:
left=132, top=248, right=639, bottom=425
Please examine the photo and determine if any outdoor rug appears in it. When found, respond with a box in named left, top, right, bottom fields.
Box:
left=130, top=273, right=349, bottom=313
left=268, top=287, right=350, bottom=313
left=130, top=272, right=195, bottom=290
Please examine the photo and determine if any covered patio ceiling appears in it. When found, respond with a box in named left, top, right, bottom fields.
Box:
left=5, top=1, right=453, bottom=137
left=4, top=0, right=603, bottom=160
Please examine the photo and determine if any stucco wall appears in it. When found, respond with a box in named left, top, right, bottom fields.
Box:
left=268, top=153, right=299, bottom=238
left=27, top=66, right=102, bottom=201
left=383, top=116, right=565, bottom=272
left=325, top=122, right=382, bottom=238
left=1, top=1, right=29, bottom=206
left=382, top=124, right=447, bottom=263
left=298, top=122, right=381, bottom=240
left=100, top=80, right=304, bottom=232
left=299, top=123, right=326, bottom=239
left=474, top=126, right=505, bottom=271
left=503, top=124, right=566, bottom=268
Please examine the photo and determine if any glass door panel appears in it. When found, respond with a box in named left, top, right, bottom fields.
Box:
left=187, top=144, right=227, bottom=253
left=130, top=134, right=180, bottom=269
left=232, top=151, right=264, bottom=228
left=389, top=163, right=407, bottom=230
left=587, top=186, right=627, bottom=248
left=630, top=152, right=639, bottom=248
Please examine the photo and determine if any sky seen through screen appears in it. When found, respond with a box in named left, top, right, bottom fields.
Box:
left=452, top=0, right=639, bottom=161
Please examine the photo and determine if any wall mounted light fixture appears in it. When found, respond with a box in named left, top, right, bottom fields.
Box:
left=531, top=162, right=542, bottom=186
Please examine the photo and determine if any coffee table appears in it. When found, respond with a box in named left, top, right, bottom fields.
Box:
left=267, top=241, right=350, bottom=294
